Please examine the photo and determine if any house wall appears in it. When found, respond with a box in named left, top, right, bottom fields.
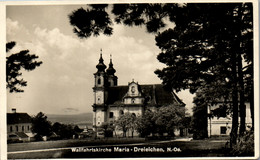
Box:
left=208, top=102, right=252, bottom=137
left=95, top=110, right=106, bottom=127
left=124, top=98, right=144, bottom=104
left=7, top=123, right=32, bottom=133
left=108, top=105, right=143, bottom=121
left=208, top=118, right=232, bottom=136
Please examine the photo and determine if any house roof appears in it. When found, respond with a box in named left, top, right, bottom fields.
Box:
left=15, top=132, right=29, bottom=138
left=7, top=113, right=32, bottom=124
left=106, top=84, right=185, bottom=107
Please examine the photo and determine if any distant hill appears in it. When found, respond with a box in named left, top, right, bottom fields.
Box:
left=46, top=113, right=93, bottom=129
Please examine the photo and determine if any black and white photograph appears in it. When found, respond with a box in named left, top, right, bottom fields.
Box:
left=1, top=1, right=259, bottom=159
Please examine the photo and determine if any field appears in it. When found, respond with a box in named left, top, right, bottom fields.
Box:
left=7, top=137, right=235, bottom=159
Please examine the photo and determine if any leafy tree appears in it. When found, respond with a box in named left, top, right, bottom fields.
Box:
left=52, top=122, right=79, bottom=139
left=191, top=90, right=209, bottom=139
left=136, top=110, right=156, bottom=137
left=101, top=122, right=114, bottom=137
left=6, top=41, right=42, bottom=93
left=154, top=105, right=185, bottom=136
left=74, top=125, right=83, bottom=133
left=31, top=112, right=52, bottom=139
left=136, top=106, right=185, bottom=137
left=68, top=3, right=253, bottom=146
left=180, top=116, right=192, bottom=136
left=115, top=112, right=136, bottom=137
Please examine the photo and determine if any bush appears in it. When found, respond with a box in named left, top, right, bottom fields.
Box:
left=231, top=130, right=254, bottom=156
left=7, top=139, right=23, bottom=144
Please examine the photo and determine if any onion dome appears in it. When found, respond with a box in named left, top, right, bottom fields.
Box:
left=96, top=51, right=107, bottom=72
left=106, top=55, right=116, bottom=75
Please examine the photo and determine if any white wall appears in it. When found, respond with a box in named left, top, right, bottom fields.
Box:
left=208, top=102, right=252, bottom=137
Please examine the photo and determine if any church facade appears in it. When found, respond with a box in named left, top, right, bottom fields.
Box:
left=92, top=53, right=185, bottom=136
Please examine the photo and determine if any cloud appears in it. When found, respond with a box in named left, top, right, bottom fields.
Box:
left=6, top=18, right=30, bottom=42
left=7, top=18, right=166, bottom=115
left=63, top=108, right=79, bottom=113
left=6, top=18, right=20, bottom=36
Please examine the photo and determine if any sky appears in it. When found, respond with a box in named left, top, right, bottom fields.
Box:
left=6, top=4, right=195, bottom=116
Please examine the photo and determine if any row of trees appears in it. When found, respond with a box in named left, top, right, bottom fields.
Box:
left=101, top=105, right=187, bottom=138
left=69, top=3, right=254, bottom=147
left=31, top=112, right=83, bottom=140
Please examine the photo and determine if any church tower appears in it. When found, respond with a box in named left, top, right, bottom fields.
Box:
left=93, top=50, right=107, bottom=129
left=106, top=55, right=118, bottom=87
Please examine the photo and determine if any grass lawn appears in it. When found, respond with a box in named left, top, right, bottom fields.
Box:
left=8, top=138, right=146, bottom=152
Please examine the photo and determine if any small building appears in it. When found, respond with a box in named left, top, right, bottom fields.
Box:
left=7, top=109, right=34, bottom=142
left=207, top=102, right=252, bottom=137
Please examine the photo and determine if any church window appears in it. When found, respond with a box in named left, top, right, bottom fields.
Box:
left=97, top=78, right=101, bottom=85
left=119, top=110, right=124, bottom=116
left=10, top=126, right=13, bottom=132
left=220, top=126, right=227, bottom=134
left=131, top=86, right=135, bottom=94
left=28, top=126, right=30, bottom=131
left=109, top=112, right=114, bottom=118
left=22, top=126, right=24, bottom=131
left=16, top=126, right=18, bottom=132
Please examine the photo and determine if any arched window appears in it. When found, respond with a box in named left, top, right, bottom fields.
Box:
left=97, top=78, right=101, bottom=85
left=16, top=126, right=18, bottom=132
left=132, top=113, right=136, bottom=117
left=22, top=126, right=24, bottom=131
left=119, top=110, right=124, bottom=116
left=10, top=126, right=13, bottom=132
left=109, top=112, right=114, bottom=118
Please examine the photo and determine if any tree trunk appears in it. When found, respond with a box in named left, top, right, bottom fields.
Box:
left=230, top=49, right=239, bottom=148
left=238, top=54, right=246, bottom=135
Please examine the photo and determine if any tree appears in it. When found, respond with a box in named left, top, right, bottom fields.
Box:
left=154, top=105, right=184, bottom=136
left=115, top=112, right=136, bottom=137
left=101, top=122, right=114, bottom=137
left=136, top=110, right=156, bottom=137
left=6, top=41, right=42, bottom=93
left=31, top=112, right=52, bottom=139
left=52, top=122, right=79, bottom=139
left=154, top=3, right=253, bottom=146
left=136, top=106, right=185, bottom=137
left=74, top=125, right=83, bottom=133
left=68, top=3, right=253, bottom=146
left=191, top=90, right=209, bottom=139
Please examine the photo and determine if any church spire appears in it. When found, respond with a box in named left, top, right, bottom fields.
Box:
left=96, top=49, right=106, bottom=72
left=106, top=54, right=116, bottom=75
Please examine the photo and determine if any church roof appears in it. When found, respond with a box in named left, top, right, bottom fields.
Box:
left=96, top=53, right=107, bottom=72
left=106, top=84, right=185, bottom=106
left=7, top=113, right=32, bottom=125
left=106, top=55, right=116, bottom=75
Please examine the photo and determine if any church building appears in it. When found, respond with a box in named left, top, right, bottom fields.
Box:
left=92, top=53, right=185, bottom=136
